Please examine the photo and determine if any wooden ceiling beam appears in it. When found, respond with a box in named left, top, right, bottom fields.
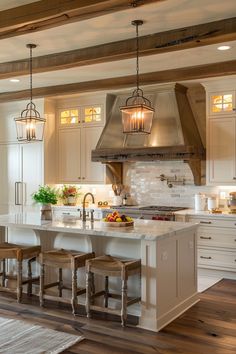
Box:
left=0, top=0, right=163, bottom=40
left=0, top=60, right=235, bottom=102
left=0, top=16, right=236, bottom=79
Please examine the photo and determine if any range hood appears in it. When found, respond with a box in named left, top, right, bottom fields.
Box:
left=92, top=83, right=206, bottom=185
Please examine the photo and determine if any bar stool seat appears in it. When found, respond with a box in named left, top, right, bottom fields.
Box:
left=39, top=249, right=95, bottom=315
left=0, top=242, right=41, bottom=302
left=86, top=254, right=141, bottom=326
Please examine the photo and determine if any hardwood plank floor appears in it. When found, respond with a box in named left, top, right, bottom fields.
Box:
left=0, top=279, right=235, bottom=354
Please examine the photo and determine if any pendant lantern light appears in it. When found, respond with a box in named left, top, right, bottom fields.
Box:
left=120, top=20, right=154, bottom=134
left=15, top=44, right=46, bottom=142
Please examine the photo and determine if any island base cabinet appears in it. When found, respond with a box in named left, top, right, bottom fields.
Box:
left=139, top=229, right=198, bottom=332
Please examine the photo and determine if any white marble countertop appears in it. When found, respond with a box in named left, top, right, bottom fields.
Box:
left=174, top=209, right=236, bottom=219
left=0, top=213, right=198, bottom=241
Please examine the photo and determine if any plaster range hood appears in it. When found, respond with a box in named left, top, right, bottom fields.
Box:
left=92, top=83, right=206, bottom=185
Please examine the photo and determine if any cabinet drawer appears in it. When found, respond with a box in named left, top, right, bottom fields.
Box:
left=198, top=226, right=236, bottom=248
left=198, top=248, right=236, bottom=270
left=188, top=217, right=236, bottom=228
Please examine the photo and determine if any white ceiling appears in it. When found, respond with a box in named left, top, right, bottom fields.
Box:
left=0, top=0, right=236, bottom=94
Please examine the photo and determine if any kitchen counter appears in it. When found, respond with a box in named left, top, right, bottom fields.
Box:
left=0, top=213, right=199, bottom=332
left=0, top=213, right=197, bottom=241
left=174, top=209, right=236, bottom=219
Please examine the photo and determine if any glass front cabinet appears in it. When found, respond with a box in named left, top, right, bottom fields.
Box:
left=57, top=104, right=105, bottom=184
left=209, top=91, right=236, bottom=116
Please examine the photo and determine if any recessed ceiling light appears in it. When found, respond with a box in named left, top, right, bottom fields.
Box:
left=10, top=78, right=20, bottom=82
left=217, top=45, right=231, bottom=51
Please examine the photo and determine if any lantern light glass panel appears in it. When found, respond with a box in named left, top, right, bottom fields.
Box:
left=121, top=104, right=154, bottom=134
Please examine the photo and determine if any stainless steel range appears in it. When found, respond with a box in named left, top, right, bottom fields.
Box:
left=110, top=205, right=187, bottom=221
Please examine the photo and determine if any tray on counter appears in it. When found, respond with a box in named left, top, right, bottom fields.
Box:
left=101, top=221, right=134, bottom=227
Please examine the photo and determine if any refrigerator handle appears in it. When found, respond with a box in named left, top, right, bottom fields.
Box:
left=15, top=182, right=21, bottom=205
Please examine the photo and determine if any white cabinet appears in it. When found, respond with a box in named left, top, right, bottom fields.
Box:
left=58, top=128, right=81, bottom=183
left=204, top=83, right=236, bottom=185
left=57, top=103, right=105, bottom=184
left=187, top=215, right=236, bottom=274
left=0, top=143, right=43, bottom=215
left=207, top=117, right=236, bottom=184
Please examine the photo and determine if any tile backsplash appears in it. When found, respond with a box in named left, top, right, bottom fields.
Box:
left=123, top=161, right=231, bottom=208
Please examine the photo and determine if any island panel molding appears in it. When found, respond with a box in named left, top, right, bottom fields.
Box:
left=0, top=17, right=236, bottom=79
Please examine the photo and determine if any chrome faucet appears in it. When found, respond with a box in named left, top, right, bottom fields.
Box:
left=82, top=193, right=95, bottom=222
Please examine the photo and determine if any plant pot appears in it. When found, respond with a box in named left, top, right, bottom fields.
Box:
left=40, top=204, right=52, bottom=220
left=64, top=196, right=77, bottom=206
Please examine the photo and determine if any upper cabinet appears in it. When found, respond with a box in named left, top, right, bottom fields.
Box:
left=208, top=91, right=236, bottom=116
left=203, top=80, right=236, bottom=185
left=56, top=95, right=110, bottom=184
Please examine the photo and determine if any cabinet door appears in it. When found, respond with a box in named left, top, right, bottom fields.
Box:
left=0, top=144, right=21, bottom=214
left=207, top=117, right=236, bottom=184
left=22, top=143, right=43, bottom=211
left=58, top=128, right=81, bottom=183
left=81, top=126, right=105, bottom=183
left=209, top=92, right=236, bottom=116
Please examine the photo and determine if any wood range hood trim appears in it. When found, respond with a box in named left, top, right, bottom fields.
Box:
left=92, top=145, right=206, bottom=186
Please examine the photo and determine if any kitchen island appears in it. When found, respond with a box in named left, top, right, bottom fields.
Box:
left=0, top=213, right=199, bottom=332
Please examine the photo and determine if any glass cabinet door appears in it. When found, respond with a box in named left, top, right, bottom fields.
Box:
left=210, top=92, right=235, bottom=115
left=82, top=106, right=103, bottom=124
left=59, top=109, right=80, bottom=125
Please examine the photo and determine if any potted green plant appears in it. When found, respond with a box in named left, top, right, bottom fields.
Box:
left=60, top=185, right=81, bottom=206
left=32, top=185, right=58, bottom=220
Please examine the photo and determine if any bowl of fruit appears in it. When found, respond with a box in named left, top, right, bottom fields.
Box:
left=102, top=211, right=134, bottom=227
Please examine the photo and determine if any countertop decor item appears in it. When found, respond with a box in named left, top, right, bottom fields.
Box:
left=60, top=185, right=81, bottom=206
left=120, top=20, right=154, bottom=134
left=32, top=185, right=58, bottom=220
left=102, top=211, right=134, bottom=227
left=14, top=44, right=46, bottom=142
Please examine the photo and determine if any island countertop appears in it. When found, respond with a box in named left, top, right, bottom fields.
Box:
left=0, top=212, right=198, bottom=241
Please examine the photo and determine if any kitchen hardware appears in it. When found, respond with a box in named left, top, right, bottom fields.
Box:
left=157, top=174, right=185, bottom=188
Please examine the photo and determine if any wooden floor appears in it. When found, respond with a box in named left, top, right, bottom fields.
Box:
left=0, top=279, right=235, bottom=354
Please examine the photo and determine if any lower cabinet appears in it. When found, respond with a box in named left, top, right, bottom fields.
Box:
left=186, top=216, right=236, bottom=274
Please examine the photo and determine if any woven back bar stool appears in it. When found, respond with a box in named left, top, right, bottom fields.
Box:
left=0, top=242, right=41, bottom=303
left=39, top=249, right=95, bottom=315
left=85, top=255, right=141, bottom=326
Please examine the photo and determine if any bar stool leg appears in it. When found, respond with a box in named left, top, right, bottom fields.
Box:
left=121, top=277, right=128, bottom=327
left=104, top=276, right=109, bottom=308
left=2, top=259, right=6, bottom=287
left=71, top=268, right=77, bottom=315
left=39, top=263, right=45, bottom=307
left=27, top=257, right=35, bottom=296
left=17, top=260, right=23, bottom=303
left=58, top=268, right=63, bottom=297
left=86, top=270, right=92, bottom=318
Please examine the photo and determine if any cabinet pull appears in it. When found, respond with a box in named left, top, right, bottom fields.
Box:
left=233, top=177, right=236, bottom=180
left=62, top=212, right=70, bottom=215
left=200, top=221, right=212, bottom=224
left=200, top=256, right=212, bottom=260
left=200, top=236, right=212, bottom=240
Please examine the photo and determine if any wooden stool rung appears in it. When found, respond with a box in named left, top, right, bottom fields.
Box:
left=90, top=304, right=121, bottom=315
left=43, top=294, right=72, bottom=304
left=43, top=281, right=60, bottom=290
left=127, top=296, right=141, bottom=307
left=91, top=290, right=105, bottom=299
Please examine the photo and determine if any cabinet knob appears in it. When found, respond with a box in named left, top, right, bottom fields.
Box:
left=78, top=177, right=81, bottom=179
left=82, top=177, right=85, bottom=180
left=233, top=108, right=236, bottom=112
left=233, top=177, right=236, bottom=180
